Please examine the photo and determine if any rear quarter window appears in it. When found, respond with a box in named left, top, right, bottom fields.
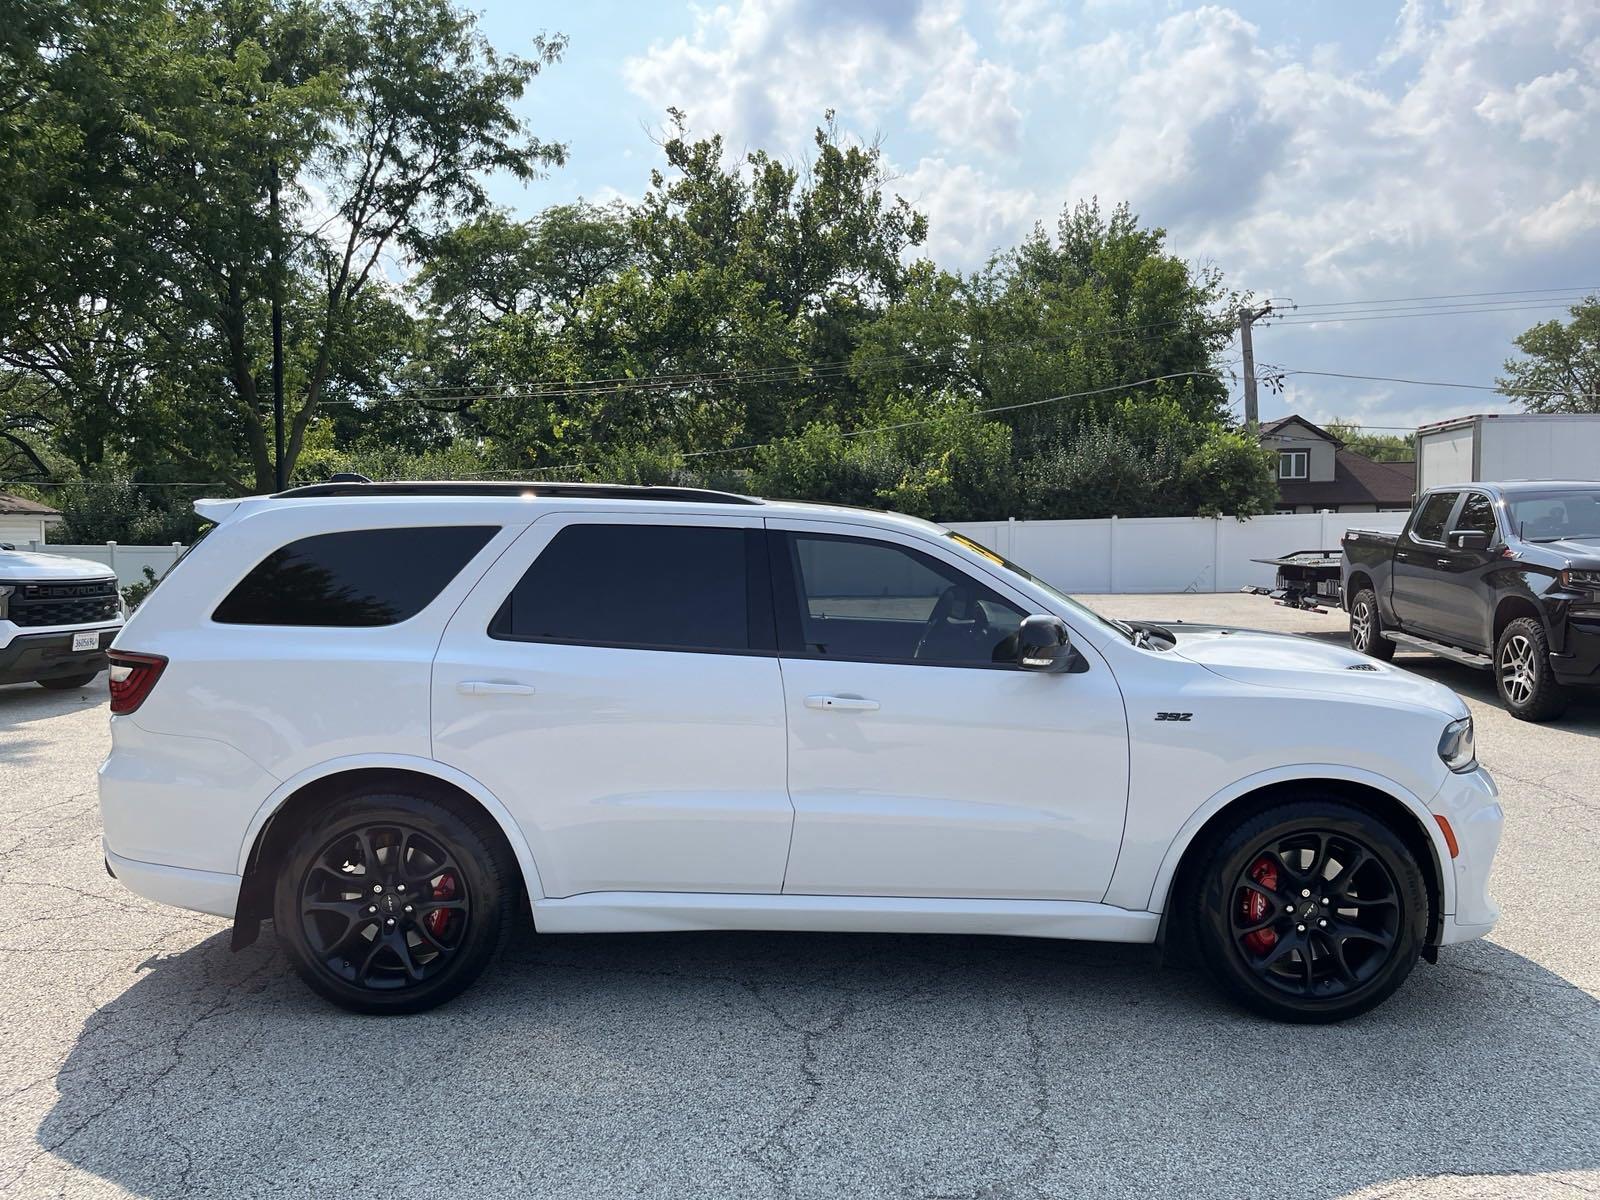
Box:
left=213, top=526, right=498, bottom=627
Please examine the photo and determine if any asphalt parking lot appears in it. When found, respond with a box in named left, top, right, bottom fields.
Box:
left=1, top=593, right=1596, bottom=1199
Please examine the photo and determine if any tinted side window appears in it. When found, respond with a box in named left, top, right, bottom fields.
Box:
left=214, top=526, right=498, bottom=626
left=1410, top=493, right=1458, bottom=543
left=1456, top=493, right=1498, bottom=538
left=784, top=534, right=1025, bottom=666
left=491, top=523, right=758, bottom=652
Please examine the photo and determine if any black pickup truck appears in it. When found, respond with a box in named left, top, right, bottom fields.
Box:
left=1342, top=481, right=1600, bottom=721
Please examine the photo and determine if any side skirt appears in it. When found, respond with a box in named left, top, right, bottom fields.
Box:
left=531, top=891, right=1159, bottom=942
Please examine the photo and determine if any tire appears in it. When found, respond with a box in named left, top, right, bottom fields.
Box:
left=38, top=671, right=99, bottom=690
left=1190, top=799, right=1427, bottom=1023
left=1494, top=616, right=1568, bottom=722
left=272, top=789, right=515, bottom=1014
left=1348, top=589, right=1394, bottom=661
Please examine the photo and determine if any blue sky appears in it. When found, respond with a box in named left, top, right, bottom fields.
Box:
left=467, top=1, right=1600, bottom=435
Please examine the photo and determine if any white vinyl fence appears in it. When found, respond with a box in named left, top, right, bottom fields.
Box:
left=25, top=542, right=187, bottom=588
left=945, top=510, right=1412, bottom=595
left=22, top=510, right=1411, bottom=596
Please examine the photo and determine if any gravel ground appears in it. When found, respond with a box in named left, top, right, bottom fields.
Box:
left=0, top=592, right=1596, bottom=1199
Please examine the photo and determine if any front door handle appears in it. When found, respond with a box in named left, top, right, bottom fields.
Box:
left=456, top=680, right=536, bottom=696
left=805, top=694, right=880, bottom=712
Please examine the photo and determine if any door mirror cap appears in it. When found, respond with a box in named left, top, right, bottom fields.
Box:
left=1017, top=614, right=1076, bottom=672
left=1446, top=529, right=1491, bottom=552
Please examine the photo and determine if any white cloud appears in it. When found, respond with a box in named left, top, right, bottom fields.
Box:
left=624, top=0, right=1025, bottom=160
left=896, top=156, right=1040, bottom=265
left=621, top=1, right=926, bottom=153
left=909, top=35, right=1024, bottom=153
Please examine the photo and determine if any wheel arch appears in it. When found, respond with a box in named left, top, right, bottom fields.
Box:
left=1345, top=570, right=1375, bottom=604
left=1491, top=592, right=1545, bottom=648
left=1151, top=768, right=1451, bottom=953
left=231, top=755, right=544, bottom=945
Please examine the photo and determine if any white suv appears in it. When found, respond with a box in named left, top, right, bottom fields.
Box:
left=100, top=481, right=1503, bottom=1021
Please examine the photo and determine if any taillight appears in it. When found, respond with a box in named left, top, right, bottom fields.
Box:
left=107, top=651, right=167, bottom=715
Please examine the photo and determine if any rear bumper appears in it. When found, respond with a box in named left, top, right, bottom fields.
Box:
left=0, top=626, right=117, bottom=685
left=103, top=841, right=240, bottom=918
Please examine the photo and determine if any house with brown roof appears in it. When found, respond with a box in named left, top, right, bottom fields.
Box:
left=1258, top=415, right=1416, bottom=514
left=0, top=492, right=62, bottom=546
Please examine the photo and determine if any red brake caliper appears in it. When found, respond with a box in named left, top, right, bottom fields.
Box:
left=1242, top=855, right=1279, bottom=956
left=425, top=873, right=456, bottom=938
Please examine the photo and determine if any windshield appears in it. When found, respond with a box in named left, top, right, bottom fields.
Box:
left=1506, top=488, right=1600, bottom=542
left=944, top=532, right=1135, bottom=640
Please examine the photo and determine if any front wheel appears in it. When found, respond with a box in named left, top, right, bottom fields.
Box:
left=1348, top=589, right=1394, bottom=660
left=273, top=790, right=515, bottom=1014
left=1495, top=616, right=1568, bottom=722
left=1191, top=800, right=1427, bottom=1022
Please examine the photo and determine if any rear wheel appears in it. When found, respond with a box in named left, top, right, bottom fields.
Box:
left=1348, top=589, right=1394, bottom=660
left=1191, top=800, right=1427, bottom=1022
left=38, top=671, right=99, bottom=690
left=273, top=790, right=514, bottom=1014
left=1495, top=616, right=1568, bottom=722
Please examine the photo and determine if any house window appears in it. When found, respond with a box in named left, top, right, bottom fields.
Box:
left=1278, top=450, right=1309, bottom=480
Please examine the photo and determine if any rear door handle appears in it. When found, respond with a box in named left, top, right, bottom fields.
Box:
left=805, top=694, right=880, bottom=712
left=456, top=680, right=536, bottom=696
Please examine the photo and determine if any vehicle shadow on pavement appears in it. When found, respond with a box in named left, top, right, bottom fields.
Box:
left=36, top=923, right=1599, bottom=1199
left=0, top=680, right=106, bottom=764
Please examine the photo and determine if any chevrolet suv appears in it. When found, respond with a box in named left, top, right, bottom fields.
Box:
left=100, top=481, right=1503, bottom=1021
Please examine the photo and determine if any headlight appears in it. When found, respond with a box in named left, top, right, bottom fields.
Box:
left=1438, top=716, right=1476, bottom=773
left=1559, top=568, right=1600, bottom=591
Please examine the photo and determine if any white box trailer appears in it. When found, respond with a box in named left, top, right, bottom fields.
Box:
left=1415, top=413, right=1600, bottom=492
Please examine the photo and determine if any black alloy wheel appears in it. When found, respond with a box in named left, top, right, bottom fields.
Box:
left=299, top=823, right=470, bottom=989
left=1193, top=800, right=1427, bottom=1022
left=1230, top=830, right=1399, bottom=997
left=274, top=791, right=512, bottom=1014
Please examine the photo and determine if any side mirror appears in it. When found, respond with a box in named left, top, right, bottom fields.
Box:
left=1446, top=529, right=1491, bottom=552
left=1017, top=614, right=1075, bottom=672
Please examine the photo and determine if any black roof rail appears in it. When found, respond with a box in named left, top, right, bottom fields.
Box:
left=269, top=480, right=764, bottom=506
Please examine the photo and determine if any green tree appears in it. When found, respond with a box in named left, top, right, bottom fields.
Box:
left=1498, top=297, right=1600, bottom=413
left=425, top=111, right=929, bottom=471
left=851, top=199, right=1237, bottom=458
left=1323, top=421, right=1414, bottom=462
left=2, top=0, right=567, bottom=491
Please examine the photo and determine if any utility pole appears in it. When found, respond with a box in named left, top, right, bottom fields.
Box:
left=1238, top=303, right=1274, bottom=437
left=270, top=159, right=286, bottom=492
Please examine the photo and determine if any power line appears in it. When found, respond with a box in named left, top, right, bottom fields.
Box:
left=1276, top=367, right=1600, bottom=400
left=1286, top=286, right=1597, bottom=310
left=1272, top=301, right=1582, bottom=327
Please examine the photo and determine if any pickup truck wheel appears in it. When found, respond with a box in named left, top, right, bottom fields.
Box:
left=1191, top=800, right=1426, bottom=1023
left=1348, top=589, right=1394, bottom=661
left=273, top=790, right=513, bottom=1015
left=38, top=671, right=100, bottom=690
left=1495, top=617, right=1568, bottom=722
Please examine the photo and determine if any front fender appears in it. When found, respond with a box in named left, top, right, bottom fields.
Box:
left=237, top=752, right=547, bottom=900
left=1138, top=763, right=1456, bottom=919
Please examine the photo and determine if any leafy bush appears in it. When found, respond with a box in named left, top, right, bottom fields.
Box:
left=121, top=566, right=160, bottom=610
left=49, top=474, right=202, bottom=544
left=748, top=394, right=1014, bottom=521
left=1176, top=431, right=1280, bottom=518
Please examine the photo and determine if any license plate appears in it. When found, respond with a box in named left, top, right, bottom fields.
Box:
left=72, top=631, right=99, bottom=652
